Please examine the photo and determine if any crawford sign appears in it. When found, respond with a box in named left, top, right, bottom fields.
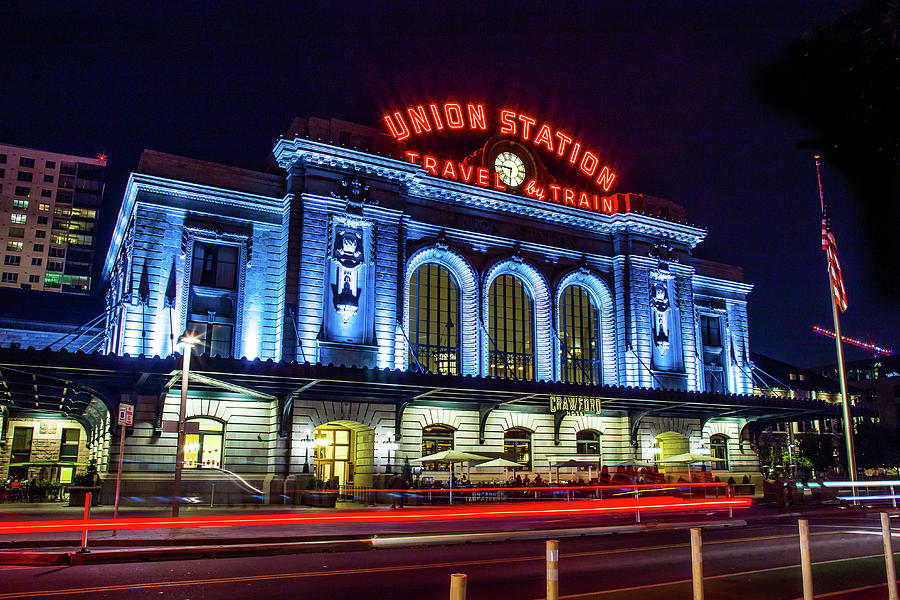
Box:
left=382, top=101, right=619, bottom=215
left=549, top=395, right=602, bottom=416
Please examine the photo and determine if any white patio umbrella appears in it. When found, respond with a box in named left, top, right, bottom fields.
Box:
left=657, top=453, right=725, bottom=481
left=473, top=457, right=521, bottom=482
left=412, top=450, right=490, bottom=503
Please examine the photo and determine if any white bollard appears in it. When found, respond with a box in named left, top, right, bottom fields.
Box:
left=690, top=527, right=704, bottom=600
left=798, top=519, right=814, bottom=600
left=634, top=487, right=641, bottom=524
left=546, top=539, right=559, bottom=600
left=449, top=573, right=467, bottom=600
left=882, top=512, right=898, bottom=600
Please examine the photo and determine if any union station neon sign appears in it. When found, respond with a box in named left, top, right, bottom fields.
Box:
left=382, top=101, right=619, bottom=215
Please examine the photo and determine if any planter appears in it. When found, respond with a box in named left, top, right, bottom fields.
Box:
left=300, top=491, right=338, bottom=508
left=68, top=486, right=102, bottom=507
left=733, top=484, right=756, bottom=496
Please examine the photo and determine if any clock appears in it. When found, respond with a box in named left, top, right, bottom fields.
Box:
left=494, top=151, right=527, bottom=188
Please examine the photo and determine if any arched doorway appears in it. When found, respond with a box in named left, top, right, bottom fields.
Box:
left=313, top=421, right=375, bottom=487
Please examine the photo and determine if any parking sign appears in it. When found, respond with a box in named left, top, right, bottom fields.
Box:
left=118, top=403, right=134, bottom=426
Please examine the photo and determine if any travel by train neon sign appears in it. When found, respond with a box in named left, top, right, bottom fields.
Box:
left=382, top=101, right=619, bottom=215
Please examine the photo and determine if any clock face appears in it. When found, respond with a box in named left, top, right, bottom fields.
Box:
left=494, top=151, right=527, bottom=188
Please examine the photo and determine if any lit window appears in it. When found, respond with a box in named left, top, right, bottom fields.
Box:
left=10, top=213, right=26, bottom=224
left=408, top=263, right=459, bottom=375
left=38, top=203, right=49, bottom=211
left=183, top=418, right=224, bottom=469
left=710, top=434, right=729, bottom=470
left=488, top=274, right=534, bottom=380
left=59, top=429, right=80, bottom=462
left=504, top=428, right=532, bottom=470
left=6, top=241, right=23, bottom=252
left=560, top=285, right=601, bottom=384
left=421, top=425, right=454, bottom=470
left=13, top=199, right=28, bottom=209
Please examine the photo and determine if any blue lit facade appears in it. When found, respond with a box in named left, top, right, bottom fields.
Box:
left=97, top=122, right=764, bottom=496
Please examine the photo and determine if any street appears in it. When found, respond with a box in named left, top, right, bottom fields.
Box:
left=1, top=509, right=897, bottom=599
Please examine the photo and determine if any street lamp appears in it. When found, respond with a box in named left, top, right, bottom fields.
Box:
left=298, top=428, right=316, bottom=474
left=172, top=333, right=200, bottom=518
left=378, top=434, right=399, bottom=474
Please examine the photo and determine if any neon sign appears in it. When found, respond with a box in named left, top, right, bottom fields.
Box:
left=383, top=101, right=619, bottom=215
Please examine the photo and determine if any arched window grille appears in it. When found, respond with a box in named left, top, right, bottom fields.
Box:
left=488, top=274, right=534, bottom=380
left=560, top=285, right=601, bottom=384
left=576, top=430, right=601, bottom=455
left=408, top=263, right=460, bottom=375
left=504, top=428, right=532, bottom=470
left=421, top=425, right=454, bottom=471
left=710, top=434, right=729, bottom=470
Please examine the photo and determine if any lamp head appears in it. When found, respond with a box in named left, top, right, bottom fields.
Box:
left=179, top=333, right=201, bottom=347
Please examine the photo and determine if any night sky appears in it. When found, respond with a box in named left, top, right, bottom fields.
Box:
left=3, top=1, right=894, bottom=368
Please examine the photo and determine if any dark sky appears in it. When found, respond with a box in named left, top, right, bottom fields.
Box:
left=3, top=1, right=894, bottom=368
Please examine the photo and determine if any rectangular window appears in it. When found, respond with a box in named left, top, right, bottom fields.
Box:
left=43, top=174, right=54, bottom=183
left=700, top=315, right=722, bottom=347
left=31, top=257, right=42, bottom=266
left=191, top=242, right=238, bottom=289
left=13, top=199, right=28, bottom=209
left=19, top=157, right=35, bottom=168
left=0, top=153, right=6, bottom=163
left=33, top=244, right=44, bottom=252
left=49, top=247, right=65, bottom=258
left=8, top=227, right=24, bottom=238
left=11, top=427, right=33, bottom=462
left=2, top=272, right=18, bottom=283
left=37, top=216, right=48, bottom=225
left=4, top=255, right=21, bottom=266
left=17, top=171, right=33, bottom=182
left=19, top=283, right=31, bottom=290
left=0, top=168, right=6, bottom=178
left=35, top=230, right=46, bottom=238
left=59, top=429, right=80, bottom=462
left=11, top=213, right=26, bottom=224
left=47, top=261, right=64, bottom=272
left=28, top=274, right=40, bottom=283
left=41, top=189, right=52, bottom=198
left=14, top=186, right=30, bottom=197
left=39, top=203, right=49, bottom=211
left=60, top=163, right=77, bottom=175
left=6, top=241, right=23, bottom=252
left=45, top=160, right=56, bottom=169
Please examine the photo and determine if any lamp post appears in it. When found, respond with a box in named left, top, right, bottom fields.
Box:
left=299, top=429, right=315, bottom=474
left=172, top=333, right=200, bottom=518
left=379, top=434, right=399, bottom=474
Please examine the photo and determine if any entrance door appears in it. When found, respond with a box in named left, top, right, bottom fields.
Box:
left=314, top=426, right=353, bottom=486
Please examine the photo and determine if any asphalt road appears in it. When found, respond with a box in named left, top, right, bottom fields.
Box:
left=1, top=511, right=897, bottom=599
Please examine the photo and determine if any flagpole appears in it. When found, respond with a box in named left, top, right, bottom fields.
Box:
left=816, top=155, right=857, bottom=482
left=830, top=288, right=857, bottom=482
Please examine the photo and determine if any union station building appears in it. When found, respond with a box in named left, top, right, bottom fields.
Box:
left=0, top=102, right=848, bottom=501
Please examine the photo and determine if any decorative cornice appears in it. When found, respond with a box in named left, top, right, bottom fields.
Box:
left=692, top=274, right=754, bottom=295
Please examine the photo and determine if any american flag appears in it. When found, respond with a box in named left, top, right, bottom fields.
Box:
left=816, top=156, right=848, bottom=312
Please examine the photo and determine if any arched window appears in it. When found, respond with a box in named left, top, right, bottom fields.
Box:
left=560, top=285, right=601, bottom=384
left=183, top=418, right=224, bottom=469
left=488, top=275, right=534, bottom=380
left=504, top=428, right=532, bottom=470
left=710, top=434, right=728, bottom=470
left=408, top=264, right=460, bottom=375
left=422, top=425, right=454, bottom=471
left=576, top=430, right=601, bottom=455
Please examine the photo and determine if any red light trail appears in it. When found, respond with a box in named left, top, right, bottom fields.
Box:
left=0, top=497, right=750, bottom=536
